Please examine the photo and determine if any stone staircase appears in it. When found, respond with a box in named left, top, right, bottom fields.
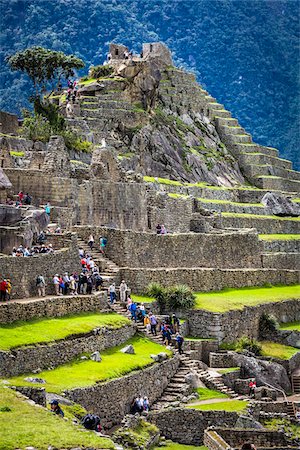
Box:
left=77, top=237, right=120, bottom=288
left=196, top=367, right=239, bottom=399
left=292, top=373, right=300, bottom=394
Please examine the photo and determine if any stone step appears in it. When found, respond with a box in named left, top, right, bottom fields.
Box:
left=218, top=125, right=247, bottom=135
left=210, top=109, right=232, bottom=119
left=239, top=152, right=292, bottom=170
left=230, top=143, right=279, bottom=158
left=214, top=117, right=239, bottom=127
left=220, top=213, right=300, bottom=234
left=224, top=133, right=252, bottom=144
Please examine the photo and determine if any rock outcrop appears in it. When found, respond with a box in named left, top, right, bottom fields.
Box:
left=261, top=192, right=300, bottom=217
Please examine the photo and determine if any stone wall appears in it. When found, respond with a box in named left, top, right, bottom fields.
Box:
left=0, top=292, right=108, bottom=324
left=209, top=351, right=235, bottom=368
left=204, top=428, right=298, bottom=449
left=262, top=239, right=300, bottom=253
left=73, top=226, right=263, bottom=269
left=0, top=111, right=19, bottom=134
left=0, top=323, right=135, bottom=377
left=66, top=356, right=180, bottom=429
left=262, top=252, right=300, bottom=270
left=0, top=235, right=80, bottom=298
left=117, top=267, right=300, bottom=293
left=220, top=215, right=300, bottom=234
left=148, top=408, right=238, bottom=446
left=187, top=299, right=300, bottom=342
left=184, top=340, right=219, bottom=365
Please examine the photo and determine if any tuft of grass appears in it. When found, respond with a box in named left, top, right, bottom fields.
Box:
left=263, top=418, right=300, bottom=439
left=0, top=312, right=130, bottom=351
left=194, top=285, right=300, bottom=312
left=0, top=387, right=114, bottom=450
left=9, top=150, right=25, bottom=157
left=143, top=176, right=183, bottom=186
left=193, top=387, right=228, bottom=401
left=8, top=336, right=172, bottom=393
left=260, top=341, right=299, bottom=360
left=279, top=321, right=300, bottom=331
left=259, top=234, right=300, bottom=241
left=217, top=367, right=240, bottom=374
left=187, top=400, right=248, bottom=412
left=222, top=212, right=300, bottom=221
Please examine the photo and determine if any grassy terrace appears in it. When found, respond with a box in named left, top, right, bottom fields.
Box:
left=260, top=341, right=299, bottom=360
left=155, top=443, right=208, bottom=450
left=187, top=400, right=248, bottom=412
left=217, top=367, right=240, bottom=374
left=193, top=387, right=228, bottom=401
left=7, top=336, right=172, bottom=393
left=194, top=285, right=300, bottom=312
left=0, top=313, right=130, bottom=351
left=259, top=234, right=300, bottom=241
left=280, top=321, right=300, bottom=331
left=0, top=388, right=114, bottom=450
left=131, top=294, right=156, bottom=303
left=222, top=212, right=300, bottom=221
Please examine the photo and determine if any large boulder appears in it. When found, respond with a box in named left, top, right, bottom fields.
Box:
left=232, top=353, right=291, bottom=393
left=77, top=81, right=105, bottom=94
left=235, top=415, right=263, bottom=429
left=261, top=192, right=300, bottom=217
left=90, top=351, right=102, bottom=362
left=0, top=167, right=12, bottom=190
left=120, top=345, right=135, bottom=354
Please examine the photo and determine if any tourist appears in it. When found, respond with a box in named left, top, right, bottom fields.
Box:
left=241, top=443, right=256, bottom=450
left=79, top=247, right=84, bottom=258
left=93, top=272, right=103, bottom=291
left=81, top=413, right=102, bottom=432
left=139, top=303, right=146, bottom=318
left=23, top=193, right=32, bottom=205
left=108, top=282, right=116, bottom=304
left=0, top=279, right=7, bottom=301
left=160, top=224, right=167, bottom=235
left=87, top=275, right=93, bottom=294
left=99, top=236, right=107, bottom=254
left=129, top=302, right=137, bottom=322
left=248, top=379, right=256, bottom=398
left=69, top=274, right=77, bottom=295
left=156, top=224, right=162, bottom=234
left=12, top=247, right=17, bottom=257
left=79, top=271, right=88, bottom=294
left=89, top=257, right=95, bottom=271
left=88, top=234, right=94, bottom=250
left=127, top=294, right=132, bottom=308
left=176, top=333, right=184, bottom=354
left=36, top=274, right=46, bottom=297
left=53, top=274, right=60, bottom=296
left=50, top=399, right=64, bottom=417
left=58, top=275, right=65, bottom=295
left=37, top=231, right=46, bottom=245
left=162, top=324, right=172, bottom=346
left=6, top=279, right=12, bottom=300
left=149, top=313, right=157, bottom=335
left=18, top=191, right=24, bottom=202
left=144, top=314, right=151, bottom=333
left=63, top=272, right=70, bottom=295
left=44, top=202, right=51, bottom=216
left=119, top=280, right=128, bottom=302
left=143, top=396, right=150, bottom=412
left=172, top=313, right=180, bottom=333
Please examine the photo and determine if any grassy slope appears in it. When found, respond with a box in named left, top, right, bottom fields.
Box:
left=259, top=234, right=300, bottom=241
left=8, top=336, right=172, bottom=393
left=187, top=400, right=248, bottom=412
left=260, top=341, right=299, bottom=360
left=263, top=418, right=300, bottom=439
left=154, top=442, right=208, bottom=450
left=280, top=321, right=300, bottom=331
left=217, top=367, right=240, bottom=374
left=0, top=313, right=130, bottom=351
left=222, top=212, right=300, bottom=221
left=194, top=285, right=300, bottom=312
left=194, top=387, right=228, bottom=401
left=0, top=388, right=114, bottom=450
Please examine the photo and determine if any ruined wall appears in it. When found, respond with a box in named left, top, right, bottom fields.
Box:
left=0, top=292, right=108, bottom=324
left=66, top=356, right=180, bottom=429
left=0, top=111, right=19, bottom=134
left=0, top=237, right=80, bottom=298
left=73, top=226, right=263, bottom=269
left=148, top=408, right=238, bottom=446
left=117, top=267, right=300, bottom=293
left=0, top=323, right=135, bottom=377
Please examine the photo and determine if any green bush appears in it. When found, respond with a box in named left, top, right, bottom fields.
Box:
left=89, top=65, right=113, bottom=79
left=259, top=313, right=279, bottom=338
left=61, top=130, right=93, bottom=153
left=236, top=336, right=262, bottom=356
left=146, top=282, right=195, bottom=310
left=21, top=114, right=51, bottom=142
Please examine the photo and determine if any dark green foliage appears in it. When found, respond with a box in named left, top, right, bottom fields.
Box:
left=259, top=313, right=279, bottom=338
left=0, top=406, right=12, bottom=412
left=22, top=114, right=52, bottom=142
left=236, top=336, right=262, bottom=356
left=62, top=130, right=92, bottom=153
left=146, top=283, right=196, bottom=310
left=89, top=65, right=113, bottom=79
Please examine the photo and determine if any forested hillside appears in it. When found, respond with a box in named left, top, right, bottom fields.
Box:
left=0, top=0, right=299, bottom=168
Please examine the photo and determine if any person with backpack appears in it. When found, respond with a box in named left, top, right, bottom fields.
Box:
left=149, top=313, right=157, bottom=336
left=50, top=399, right=64, bottom=417
left=172, top=313, right=180, bottom=333
left=79, top=271, right=88, bottom=294
left=99, top=236, right=107, bottom=254
left=0, top=279, right=8, bottom=301
left=129, top=302, right=137, bottom=322
left=176, top=333, right=184, bottom=354
left=36, top=274, right=46, bottom=297
left=88, top=234, right=94, bottom=250
left=81, top=414, right=102, bottom=432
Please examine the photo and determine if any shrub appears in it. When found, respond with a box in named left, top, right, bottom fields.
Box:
left=21, top=114, right=51, bottom=142
left=259, top=313, right=279, bottom=338
left=236, top=336, right=262, bottom=356
left=146, top=282, right=195, bottom=310
left=61, top=130, right=93, bottom=153
left=89, top=65, right=113, bottom=79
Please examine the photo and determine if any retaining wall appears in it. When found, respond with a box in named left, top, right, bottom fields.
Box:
left=0, top=323, right=135, bottom=377
left=220, top=215, right=300, bottom=234
left=0, top=292, right=108, bottom=324
left=66, top=356, right=180, bottom=429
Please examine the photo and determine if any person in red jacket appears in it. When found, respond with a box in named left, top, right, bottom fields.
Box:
left=0, top=279, right=8, bottom=301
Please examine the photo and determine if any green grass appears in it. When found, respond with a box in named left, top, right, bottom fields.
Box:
left=168, top=193, right=189, bottom=199
left=194, top=285, right=300, bottom=312
left=280, top=321, right=300, bottom=331
left=222, top=212, right=300, bottom=221
left=217, top=367, right=240, bottom=374
left=0, top=313, right=130, bottom=351
left=9, top=150, right=25, bottom=157
left=193, top=387, right=228, bottom=401
left=154, top=442, right=207, bottom=450
left=0, top=387, right=114, bottom=450
left=143, top=176, right=183, bottom=186
left=263, top=418, right=300, bottom=439
left=260, top=341, right=299, bottom=360
left=8, top=336, right=172, bottom=393
left=259, top=234, right=300, bottom=241
left=131, top=294, right=156, bottom=303
left=185, top=336, right=217, bottom=341
left=197, top=197, right=262, bottom=207
left=187, top=400, right=248, bottom=412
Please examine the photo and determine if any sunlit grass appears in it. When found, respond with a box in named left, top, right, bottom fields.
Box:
left=280, top=321, right=300, bottom=331
left=260, top=341, right=299, bottom=360
left=187, top=400, right=248, bottom=412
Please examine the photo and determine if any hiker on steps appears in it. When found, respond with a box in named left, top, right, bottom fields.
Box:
left=109, top=282, right=116, bottom=304
left=149, top=313, right=157, bottom=335
left=88, top=234, right=94, bottom=250
left=99, top=236, right=107, bottom=254
left=119, top=280, right=128, bottom=302
left=176, top=333, right=184, bottom=354
left=36, top=274, right=46, bottom=297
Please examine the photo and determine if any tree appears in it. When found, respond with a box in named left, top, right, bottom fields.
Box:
left=7, top=46, right=85, bottom=98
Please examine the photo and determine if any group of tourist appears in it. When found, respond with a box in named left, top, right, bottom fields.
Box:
left=51, top=270, right=103, bottom=297
left=5, top=191, right=32, bottom=207
left=87, top=234, right=107, bottom=254
left=12, top=243, right=54, bottom=257
left=0, top=277, right=12, bottom=301
left=130, top=396, right=150, bottom=414
left=156, top=223, right=167, bottom=235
